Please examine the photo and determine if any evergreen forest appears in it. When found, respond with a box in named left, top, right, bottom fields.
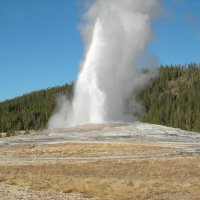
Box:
left=0, top=64, right=199, bottom=134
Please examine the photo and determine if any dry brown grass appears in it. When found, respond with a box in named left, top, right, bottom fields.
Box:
left=0, top=157, right=199, bottom=199
left=0, top=142, right=176, bottom=158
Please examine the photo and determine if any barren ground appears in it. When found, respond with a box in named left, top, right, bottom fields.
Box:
left=0, top=122, right=200, bottom=199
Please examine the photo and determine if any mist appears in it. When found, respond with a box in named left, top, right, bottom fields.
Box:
left=48, top=0, right=160, bottom=129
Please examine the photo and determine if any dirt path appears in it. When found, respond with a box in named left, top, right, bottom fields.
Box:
left=0, top=148, right=200, bottom=164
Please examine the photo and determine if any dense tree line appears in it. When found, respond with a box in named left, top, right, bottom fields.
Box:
left=137, top=63, right=200, bottom=132
left=0, top=64, right=199, bottom=134
left=0, top=83, right=73, bottom=133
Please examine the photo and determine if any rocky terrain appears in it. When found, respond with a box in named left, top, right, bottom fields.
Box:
left=0, top=122, right=200, bottom=163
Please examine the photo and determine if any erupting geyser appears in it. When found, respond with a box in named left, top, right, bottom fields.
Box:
left=48, top=0, right=160, bottom=129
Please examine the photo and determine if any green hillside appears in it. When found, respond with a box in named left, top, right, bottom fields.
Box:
left=0, top=83, right=73, bottom=134
left=138, top=64, right=200, bottom=132
left=0, top=64, right=200, bottom=134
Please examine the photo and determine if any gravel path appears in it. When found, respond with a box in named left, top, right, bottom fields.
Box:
left=1, top=148, right=200, bottom=164
left=0, top=182, right=96, bottom=200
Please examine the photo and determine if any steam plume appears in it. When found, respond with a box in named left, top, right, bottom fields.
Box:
left=48, top=0, right=160, bottom=129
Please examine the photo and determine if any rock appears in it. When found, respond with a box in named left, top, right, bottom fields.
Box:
left=0, top=133, right=7, bottom=138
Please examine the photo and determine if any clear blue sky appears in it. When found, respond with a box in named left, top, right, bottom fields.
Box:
left=0, top=0, right=200, bottom=102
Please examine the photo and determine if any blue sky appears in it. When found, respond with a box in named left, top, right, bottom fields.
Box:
left=0, top=0, right=200, bottom=102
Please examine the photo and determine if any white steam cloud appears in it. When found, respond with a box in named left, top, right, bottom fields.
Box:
left=48, top=0, right=160, bottom=129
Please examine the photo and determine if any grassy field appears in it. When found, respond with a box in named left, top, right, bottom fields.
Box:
left=0, top=156, right=199, bottom=199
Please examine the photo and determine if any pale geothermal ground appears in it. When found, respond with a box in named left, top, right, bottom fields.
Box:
left=0, top=122, right=200, bottom=200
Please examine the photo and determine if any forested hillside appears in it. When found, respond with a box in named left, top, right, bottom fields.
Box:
left=0, top=64, right=200, bottom=134
left=138, top=63, right=200, bottom=132
left=0, top=84, right=73, bottom=134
